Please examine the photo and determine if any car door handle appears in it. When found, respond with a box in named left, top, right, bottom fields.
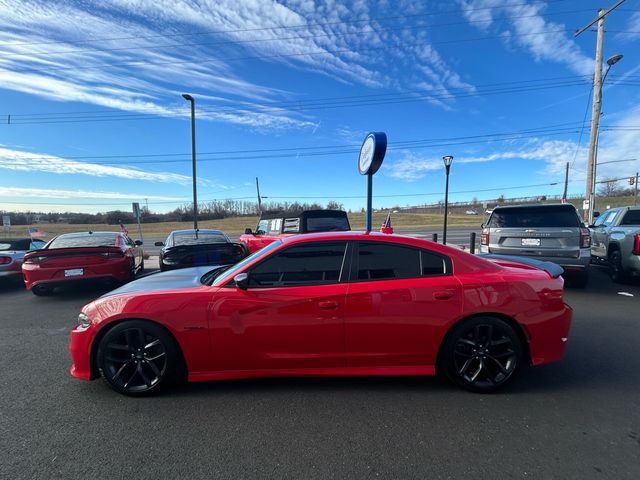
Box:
left=433, top=290, right=454, bottom=300
left=318, top=300, right=339, bottom=310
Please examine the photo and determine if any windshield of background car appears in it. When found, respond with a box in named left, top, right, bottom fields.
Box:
left=48, top=233, right=118, bottom=248
left=305, top=215, right=350, bottom=232
left=0, top=239, right=33, bottom=250
left=172, top=233, right=227, bottom=246
left=488, top=206, right=582, bottom=228
left=212, top=240, right=283, bottom=286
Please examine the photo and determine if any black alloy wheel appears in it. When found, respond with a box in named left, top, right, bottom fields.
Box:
left=609, top=250, right=628, bottom=284
left=441, top=317, right=523, bottom=393
left=97, top=320, right=180, bottom=396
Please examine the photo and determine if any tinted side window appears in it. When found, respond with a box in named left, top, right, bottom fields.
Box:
left=305, top=216, right=350, bottom=233
left=249, top=242, right=347, bottom=287
left=621, top=210, right=640, bottom=226
left=357, top=242, right=420, bottom=281
left=421, top=250, right=448, bottom=276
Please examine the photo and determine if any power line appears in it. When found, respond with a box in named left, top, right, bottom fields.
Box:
left=0, top=28, right=580, bottom=74
left=0, top=8, right=595, bottom=59
left=0, top=0, right=575, bottom=49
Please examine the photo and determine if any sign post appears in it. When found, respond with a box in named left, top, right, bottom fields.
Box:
left=132, top=202, right=143, bottom=243
left=358, top=132, right=387, bottom=232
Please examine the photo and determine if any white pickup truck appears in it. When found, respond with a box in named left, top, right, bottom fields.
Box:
left=590, top=206, right=640, bottom=283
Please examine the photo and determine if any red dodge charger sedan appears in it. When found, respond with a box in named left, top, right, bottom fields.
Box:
left=69, top=232, right=572, bottom=396
left=23, top=231, right=144, bottom=295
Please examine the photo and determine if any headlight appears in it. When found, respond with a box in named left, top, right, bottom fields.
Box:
left=77, top=313, right=92, bottom=328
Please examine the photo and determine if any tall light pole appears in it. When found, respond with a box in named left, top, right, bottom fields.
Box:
left=442, top=155, right=453, bottom=245
left=182, top=93, right=198, bottom=231
left=575, top=0, right=627, bottom=224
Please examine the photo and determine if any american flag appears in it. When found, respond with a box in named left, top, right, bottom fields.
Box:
left=27, top=227, right=46, bottom=238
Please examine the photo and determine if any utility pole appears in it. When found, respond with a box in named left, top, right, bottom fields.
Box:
left=562, top=162, right=569, bottom=203
left=635, top=172, right=639, bottom=206
left=575, top=0, right=626, bottom=224
left=255, top=177, right=262, bottom=214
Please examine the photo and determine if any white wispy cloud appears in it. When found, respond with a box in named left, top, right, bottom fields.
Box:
left=0, top=186, right=182, bottom=201
left=457, top=0, right=593, bottom=75
left=385, top=104, right=640, bottom=182
left=0, top=146, right=200, bottom=185
left=615, top=11, right=640, bottom=42
left=0, top=0, right=474, bottom=127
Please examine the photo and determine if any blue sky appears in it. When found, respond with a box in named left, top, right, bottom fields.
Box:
left=0, top=0, right=639, bottom=214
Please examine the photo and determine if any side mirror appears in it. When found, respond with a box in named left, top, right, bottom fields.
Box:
left=593, top=211, right=600, bottom=218
left=234, top=273, right=249, bottom=290
left=244, top=228, right=253, bottom=235
left=134, top=240, right=143, bottom=246
left=480, top=223, right=485, bottom=229
left=154, top=241, right=164, bottom=247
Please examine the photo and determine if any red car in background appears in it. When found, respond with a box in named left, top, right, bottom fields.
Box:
left=240, top=209, right=350, bottom=254
left=69, top=232, right=571, bottom=396
left=23, top=231, right=144, bottom=296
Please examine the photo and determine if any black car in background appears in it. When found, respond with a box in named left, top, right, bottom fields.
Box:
left=154, top=229, right=248, bottom=271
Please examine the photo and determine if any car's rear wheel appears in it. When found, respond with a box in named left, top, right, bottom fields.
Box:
left=31, top=284, right=52, bottom=296
left=440, top=316, right=523, bottom=393
left=96, top=320, right=181, bottom=396
left=609, top=249, right=629, bottom=284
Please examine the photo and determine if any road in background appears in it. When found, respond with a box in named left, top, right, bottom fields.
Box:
left=1, top=268, right=639, bottom=479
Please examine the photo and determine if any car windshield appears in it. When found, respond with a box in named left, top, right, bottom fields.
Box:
left=48, top=234, right=118, bottom=248
left=488, top=206, right=582, bottom=228
left=172, top=232, right=227, bottom=246
left=212, top=240, right=282, bottom=286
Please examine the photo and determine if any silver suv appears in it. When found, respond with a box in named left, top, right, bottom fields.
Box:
left=480, top=204, right=591, bottom=287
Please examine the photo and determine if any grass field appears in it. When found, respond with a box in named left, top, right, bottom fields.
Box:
left=3, top=195, right=636, bottom=240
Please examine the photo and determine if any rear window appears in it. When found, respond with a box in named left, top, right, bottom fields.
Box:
left=48, top=233, right=118, bottom=249
left=621, top=210, right=640, bottom=226
left=173, top=233, right=227, bottom=246
left=488, top=206, right=581, bottom=228
left=0, top=239, right=32, bottom=250
left=305, top=216, right=350, bottom=233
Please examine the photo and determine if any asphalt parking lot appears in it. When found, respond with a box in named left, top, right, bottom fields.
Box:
left=1, top=266, right=639, bottom=479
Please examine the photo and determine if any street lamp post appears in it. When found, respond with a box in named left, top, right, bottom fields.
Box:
left=442, top=155, right=454, bottom=245
left=182, top=93, right=198, bottom=231
left=586, top=53, right=623, bottom=223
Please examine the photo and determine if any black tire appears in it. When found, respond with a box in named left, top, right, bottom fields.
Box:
left=609, top=249, right=629, bottom=284
left=439, top=316, right=523, bottom=393
left=96, top=320, right=181, bottom=396
left=31, top=284, right=52, bottom=296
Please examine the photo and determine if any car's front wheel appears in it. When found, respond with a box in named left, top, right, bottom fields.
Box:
left=440, top=316, right=523, bottom=393
left=96, top=320, right=181, bottom=396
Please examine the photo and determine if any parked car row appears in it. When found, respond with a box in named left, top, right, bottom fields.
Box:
left=480, top=203, right=640, bottom=286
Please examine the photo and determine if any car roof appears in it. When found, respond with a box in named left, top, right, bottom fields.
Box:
left=259, top=209, right=347, bottom=220
left=170, top=229, right=225, bottom=235
left=56, top=231, right=121, bottom=238
left=0, top=237, right=38, bottom=242
left=491, top=203, right=576, bottom=210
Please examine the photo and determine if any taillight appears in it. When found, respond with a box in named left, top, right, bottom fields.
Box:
left=633, top=234, right=640, bottom=255
left=0, top=256, right=11, bottom=265
left=100, top=251, right=124, bottom=258
left=580, top=227, right=591, bottom=248
left=23, top=256, right=44, bottom=264
left=481, top=228, right=489, bottom=246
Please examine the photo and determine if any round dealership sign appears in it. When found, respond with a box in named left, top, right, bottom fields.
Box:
left=358, top=132, right=387, bottom=175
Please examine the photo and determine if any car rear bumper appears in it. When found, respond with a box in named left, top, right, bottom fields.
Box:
left=22, top=259, right=132, bottom=289
left=480, top=247, right=591, bottom=270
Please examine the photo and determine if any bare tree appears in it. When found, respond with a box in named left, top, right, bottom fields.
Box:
left=598, top=177, right=622, bottom=197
